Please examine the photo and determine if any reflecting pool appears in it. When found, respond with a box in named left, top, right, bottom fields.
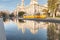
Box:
left=3, top=18, right=60, bottom=40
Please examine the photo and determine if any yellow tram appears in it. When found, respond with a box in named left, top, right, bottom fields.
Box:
left=23, top=14, right=47, bottom=19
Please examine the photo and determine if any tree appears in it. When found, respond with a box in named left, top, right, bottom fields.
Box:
left=0, top=11, right=9, bottom=18
left=18, top=11, right=25, bottom=17
left=9, top=13, right=15, bottom=18
left=48, top=0, right=59, bottom=18
left=0, top=11, right=9, bottom=22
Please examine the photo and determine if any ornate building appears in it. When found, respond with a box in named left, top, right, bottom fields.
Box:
left=14, top=0, right=48, bottom=16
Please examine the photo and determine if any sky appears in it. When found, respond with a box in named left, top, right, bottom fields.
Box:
left=0, top=0, right=47, bottom=12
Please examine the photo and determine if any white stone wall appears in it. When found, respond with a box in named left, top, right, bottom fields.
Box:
left=0, top=18, right=6, bottom=40
left=25, top=5, right=34, bottom=15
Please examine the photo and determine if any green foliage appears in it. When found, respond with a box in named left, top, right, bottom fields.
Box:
left=0, top=11, right=9, bottom=22
left=48, top=0, right=59, bottom=17
left=18, top=19, right=25, bottom=23
left=18, top=11, right=25, bottom=17
left=0, top=11, right=9, bottom=18
left=9, top=13, right=15, bottom=17
left=48, top=0, right=58, bottom=11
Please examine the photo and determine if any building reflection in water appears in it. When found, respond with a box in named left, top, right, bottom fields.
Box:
left=15, top=19, right=48, bottom=34
left=3, top=18, right=60, bottom=40
left=4, top=18, right=48, bottom=34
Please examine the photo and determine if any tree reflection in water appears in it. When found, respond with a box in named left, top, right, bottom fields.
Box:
left=3, top=18, right=7, bottom=22
left=47, top=23, right=60, bottom=40
left=18, top=19, right=25, bottom=23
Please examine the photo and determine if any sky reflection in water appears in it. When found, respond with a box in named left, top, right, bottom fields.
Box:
left=4, top=20, right=47, bottom=40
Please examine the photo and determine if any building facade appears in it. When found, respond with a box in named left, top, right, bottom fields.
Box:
left=13, top=0, right=48, bottom=16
